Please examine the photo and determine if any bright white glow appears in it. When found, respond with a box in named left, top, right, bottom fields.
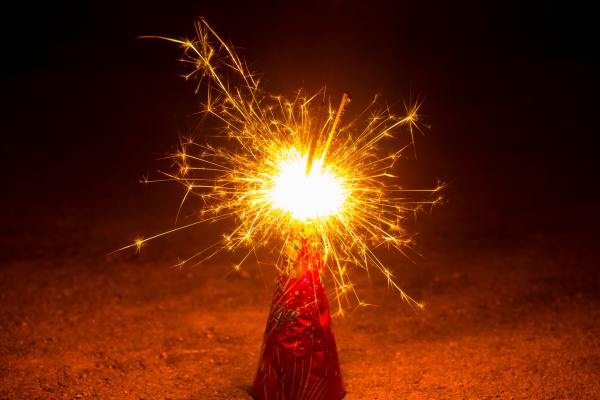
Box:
left=269, top=153, right=346, bottom=221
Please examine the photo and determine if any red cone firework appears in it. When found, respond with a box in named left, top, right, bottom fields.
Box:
left=252, top=224, right=345, bottom=400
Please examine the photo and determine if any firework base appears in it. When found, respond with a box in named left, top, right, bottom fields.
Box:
left=251, top=230, right=345, bottom=400
left=250, top=391, right=346, bottom=400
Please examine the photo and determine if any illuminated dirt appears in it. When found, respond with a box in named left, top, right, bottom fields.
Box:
left=1, top=182, right=598, bottom=399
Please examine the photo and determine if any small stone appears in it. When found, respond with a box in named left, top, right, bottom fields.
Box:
left=160, top=352, right=168, bottom=359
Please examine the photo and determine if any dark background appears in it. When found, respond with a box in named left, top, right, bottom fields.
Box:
left=1, top=1, right=599, bottom=399
left=2, top=0, right=598, bottom=240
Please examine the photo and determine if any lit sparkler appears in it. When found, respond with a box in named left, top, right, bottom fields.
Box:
left=118, top=19, right=443, bottom=312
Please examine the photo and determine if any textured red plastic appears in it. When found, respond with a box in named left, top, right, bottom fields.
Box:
left=251, top=230, right=345, bottom=400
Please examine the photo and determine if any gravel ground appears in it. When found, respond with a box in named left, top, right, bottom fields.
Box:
left=1, top=184, right=598, bottom=400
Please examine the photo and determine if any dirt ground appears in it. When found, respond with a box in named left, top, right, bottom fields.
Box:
left=1, top=181, right=599, bottom=400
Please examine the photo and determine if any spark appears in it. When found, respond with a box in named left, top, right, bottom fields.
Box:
left=134, top=236, right=146, bottom=255
left=124, top=20, right=443, bottom=311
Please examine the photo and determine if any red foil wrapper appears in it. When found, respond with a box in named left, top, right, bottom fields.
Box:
left=252, top=227, right=345, bottom=400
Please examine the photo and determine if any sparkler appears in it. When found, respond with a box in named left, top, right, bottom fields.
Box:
left=119, top=19, right=443, bottom=313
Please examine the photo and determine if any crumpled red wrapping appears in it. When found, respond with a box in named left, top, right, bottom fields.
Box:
left=251, top=228, right=345, bottom=400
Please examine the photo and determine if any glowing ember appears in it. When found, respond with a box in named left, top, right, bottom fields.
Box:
left=268, top=153, right=347, bottom=221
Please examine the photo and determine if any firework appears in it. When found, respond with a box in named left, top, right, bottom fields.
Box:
left=119, top=19, right=443, bottom=312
